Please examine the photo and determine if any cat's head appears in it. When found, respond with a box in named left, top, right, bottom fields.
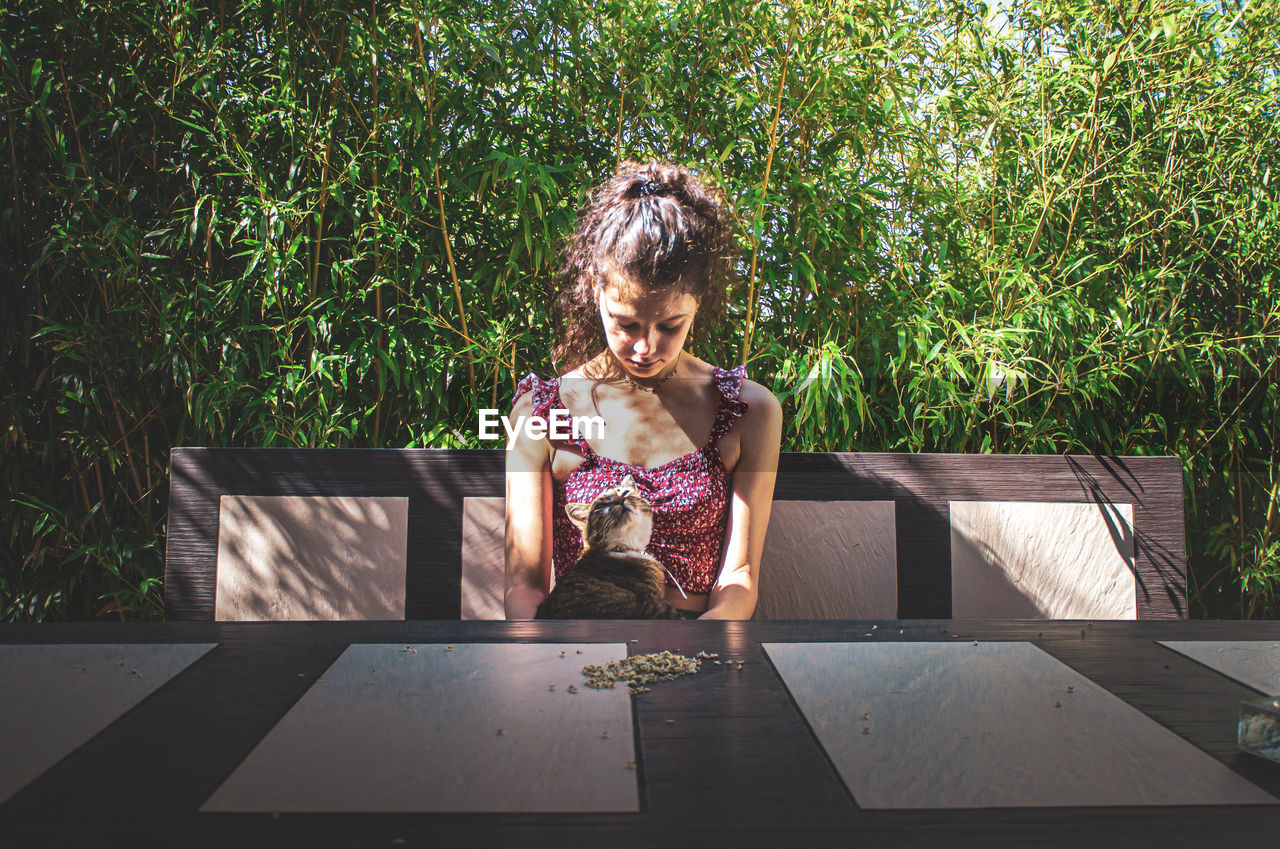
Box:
left=565, top=474, right=653, bottom=552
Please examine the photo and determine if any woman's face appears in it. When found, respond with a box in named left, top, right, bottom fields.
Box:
left=596, top=276, right=699, bottom=380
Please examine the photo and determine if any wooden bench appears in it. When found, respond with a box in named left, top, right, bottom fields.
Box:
left=163, top=449, right=1187, bottom=621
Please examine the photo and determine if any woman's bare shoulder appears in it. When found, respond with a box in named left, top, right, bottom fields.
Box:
left=510, top=387, right=537, bottom=416
left=739, top=376, right=779, bottom=403
left=738, top=377, right=783, bottom=426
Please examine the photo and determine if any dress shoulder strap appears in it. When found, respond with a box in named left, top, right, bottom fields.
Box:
left=707, top=364, right=750, bottom=449
left=512, top=373, right=556, bottom=420
left=512, top=373, right=593, bottom=454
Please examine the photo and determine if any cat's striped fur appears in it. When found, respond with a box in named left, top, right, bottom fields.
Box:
left=534, top=475, right=686, bottom=620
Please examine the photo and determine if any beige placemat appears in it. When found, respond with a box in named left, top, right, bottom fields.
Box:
left=0, top=643, right=216, bottom=803
left=202, top=642, right=638, bottom=813
left=764, top=641, right=1277, bottom=809
left=1158, top=641, right=1280, bottom=695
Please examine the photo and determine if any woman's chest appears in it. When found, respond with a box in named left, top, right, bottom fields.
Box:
left=550, top=381, right=740, bottom=477
left=554, top=458, right=730, bottom=537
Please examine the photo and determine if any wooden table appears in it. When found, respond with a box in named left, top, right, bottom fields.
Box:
left=2, top=619, right=1279, bottom=848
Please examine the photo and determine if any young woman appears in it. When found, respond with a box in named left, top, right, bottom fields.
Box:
left=504, top=161, right=782, bottom=619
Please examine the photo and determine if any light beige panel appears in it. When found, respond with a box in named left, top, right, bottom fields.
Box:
left=0, top=643, right=215, bottom=803
left=201, top=643, right=638, bottom=813
left=461, top=496, right=507, bottom=620
left=215, top=495, right=408, bottom=621
left=1158, top=641, right=1280, bottom=695
left=764, top=641, right=1277, bottom=808
left=755, top=501, right=897, bottom=620
left=950, top=501, right=1136, bottom=620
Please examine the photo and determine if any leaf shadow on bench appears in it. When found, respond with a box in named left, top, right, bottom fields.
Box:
left=773, top=453, right=949, bottom=618
left=1068, top=455, right=1185, bottom=618
left=166, top=450, right=411, bottom=621
left=213, top=494, right=408, bottom=620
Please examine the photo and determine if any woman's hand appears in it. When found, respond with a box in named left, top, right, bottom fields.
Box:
left=504, top=390, right=553, bottom=619
left=701, top=381, right=783, bottom=620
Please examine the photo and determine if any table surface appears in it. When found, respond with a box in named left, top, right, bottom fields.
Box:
left=2, top=619, right=1280, bottom=849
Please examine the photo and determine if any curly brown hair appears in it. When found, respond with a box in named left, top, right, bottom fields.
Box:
left=551, top=161, right=738, bottom=378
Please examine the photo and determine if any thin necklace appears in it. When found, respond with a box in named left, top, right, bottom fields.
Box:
left=624, top=351, right=682, bottom=393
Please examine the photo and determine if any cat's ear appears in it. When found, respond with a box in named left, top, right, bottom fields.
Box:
left=565, top=502, right=591, bottom=532
left=619, top=473, right=636, bottom=493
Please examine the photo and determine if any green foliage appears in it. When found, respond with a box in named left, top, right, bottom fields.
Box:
left=3, top=0, right=1277, bottom=619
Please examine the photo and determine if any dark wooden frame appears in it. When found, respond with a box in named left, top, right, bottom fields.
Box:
left=164, top=448, right=1186, bottom=620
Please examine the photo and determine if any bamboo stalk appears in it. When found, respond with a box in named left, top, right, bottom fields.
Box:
left=107, top=387, right=145, bottom=500
left=1237, top=253, right=1245, bottom=615
left=614, top=5, right=626, bottom=163
left=417, top=21, right=475, bottom=397
left=433, top=161, right=474, bottom=395
left=10, top=100, right=31, bottom=369
left=741, top=24, right=793, bottom=364
left=371, top=0, right=383, bottom=447
left=143, top=431, right=152, bottom=522
left=310, top=23, right=346, bottom=299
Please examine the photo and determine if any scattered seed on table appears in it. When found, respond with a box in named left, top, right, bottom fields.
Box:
left=392, top=839, right=405, bottom=845
left=872, top=625, right=878, bottom=630
left=625, top=761, right=636, bottom=769
left=577, top=649, right=583, bottom=654
left=496, top=729, right=504, bottom=736
left=861, top=728, right=871, bottom=735
left=665, top=719, right=675, bottom=725
left=1066, top=686, right=1075, bottom=693
left=567, top=684, right=578, bottom=694
left=445, top=646, right=453, bottom=652
left=297, top=673, right=306, bottom=678
left=862, top=713, right=870, bottom=720
left=548, top=685, right=556, bottom=691
left=560, top=651, right=566, bottom=658
left=1054, top=702, right=1062, bottom=708
left=601, top=731, right=610, bottom=739
left=581, top=649, right=706, bottom=690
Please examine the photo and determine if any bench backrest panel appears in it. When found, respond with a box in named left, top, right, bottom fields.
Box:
left=164, top=449, right=1185, bottom=620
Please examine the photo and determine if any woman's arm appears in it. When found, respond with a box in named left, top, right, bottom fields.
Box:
left=504, top=391, right=554, bottom=619
left=701, top=382, right=783, bottom=620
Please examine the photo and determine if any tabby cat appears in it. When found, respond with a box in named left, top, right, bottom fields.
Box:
left=534, top=475, right=687, bottom=619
